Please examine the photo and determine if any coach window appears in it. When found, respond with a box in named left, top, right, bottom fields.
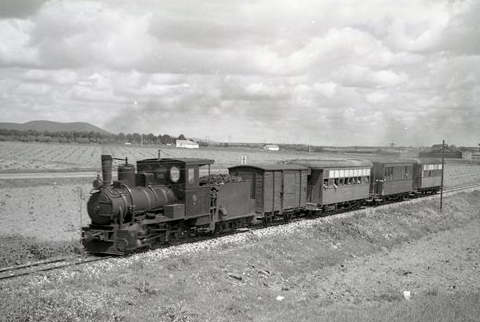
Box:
left=393, top=167, right=399, bottom=180
left=334, top=178, right=339, bottom=187
left=323, top=179, right=328, bottom=189
left=188, top=168, right=195, bottom=184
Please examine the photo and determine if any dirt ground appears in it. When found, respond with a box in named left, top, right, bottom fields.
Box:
left=312, top=217, right=480, bottom=306
left=0, top=183, right=90, bottom=242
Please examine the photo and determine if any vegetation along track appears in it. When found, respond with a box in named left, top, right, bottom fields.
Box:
left=2, top=182, right=478, bottom=281
left=444, top=182, right=480, bottom=193
left=0, top=256, right=111, bottom=281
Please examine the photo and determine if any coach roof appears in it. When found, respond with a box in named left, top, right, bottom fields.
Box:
left=286, top=159, right=373, bottom=169
left=402, top=157, right=442, bottom=164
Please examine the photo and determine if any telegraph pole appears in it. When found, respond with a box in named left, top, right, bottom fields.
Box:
left=440, top=140, right=445, bottom=211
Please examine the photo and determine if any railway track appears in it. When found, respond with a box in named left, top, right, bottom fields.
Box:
left=0, top=256, right=111, bottom=281
left=2, top=181, right=478, bottom=282
left=444, top=182, right=480, bottom=193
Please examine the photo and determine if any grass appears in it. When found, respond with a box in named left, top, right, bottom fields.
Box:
left=1, top=190, right=479, bottom=321
left=0, top=235, right=84, bottom=268
left=317, top=292, right=480, bottom=322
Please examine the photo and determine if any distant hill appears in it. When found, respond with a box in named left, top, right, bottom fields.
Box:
left=0, top=120, right=112, bottom=135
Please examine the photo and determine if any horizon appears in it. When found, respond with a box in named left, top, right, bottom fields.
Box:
left=1, top=119, right=477, bottom=148
left=0, top=0, right=479, bottom=146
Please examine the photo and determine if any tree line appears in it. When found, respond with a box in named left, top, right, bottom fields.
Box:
left=0, top=129, right=194, bottom=145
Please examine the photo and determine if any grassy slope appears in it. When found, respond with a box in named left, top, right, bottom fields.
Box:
left=0, top=236, right=84, bottom=267
left=1, top=190, right=479, bottom=321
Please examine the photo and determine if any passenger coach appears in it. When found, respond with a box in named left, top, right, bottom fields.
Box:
left=370, top=159, right=414, bottom=202
left=286, top=159, right=373, bottom=212
left=411, top=158, right=442, bottom=195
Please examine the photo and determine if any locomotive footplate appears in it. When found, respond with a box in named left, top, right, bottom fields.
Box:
left=82, top=225, right=141, bottom=255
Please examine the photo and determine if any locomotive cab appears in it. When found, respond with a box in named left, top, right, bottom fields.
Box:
left=136, top=158, right=214, bottom=219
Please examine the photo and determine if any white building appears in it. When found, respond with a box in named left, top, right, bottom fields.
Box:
left=176, top=139, right=199, bottom=149
left=263, top=144, right=280, bottom=151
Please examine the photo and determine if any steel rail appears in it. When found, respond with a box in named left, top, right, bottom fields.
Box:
left=0, top=256, right=111, bottom=281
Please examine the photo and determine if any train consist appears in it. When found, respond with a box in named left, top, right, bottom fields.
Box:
left=81, top=155, right=443, bottom=255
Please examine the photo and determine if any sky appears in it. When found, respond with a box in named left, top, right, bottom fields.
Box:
left=0, top=0, right=479, bottom=147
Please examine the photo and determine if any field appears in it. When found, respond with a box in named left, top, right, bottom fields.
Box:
left=1, top=141, right=480, bottom=184
left=0, top=141, right=337, bottom=172
left=1, top=141, right=480, bottom=321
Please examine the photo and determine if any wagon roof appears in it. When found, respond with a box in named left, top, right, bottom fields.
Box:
left=139, top=158, right=215, bottom=166
left=229, top=163, right=309, bottom=171
left=286, top=158, right=373, bottom=169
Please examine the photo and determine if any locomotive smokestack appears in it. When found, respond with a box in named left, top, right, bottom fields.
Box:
left=101, top=155, right=113, bottom=187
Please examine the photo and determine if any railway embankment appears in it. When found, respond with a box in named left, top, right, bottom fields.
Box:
left=1, top=189, right=480, bottom=321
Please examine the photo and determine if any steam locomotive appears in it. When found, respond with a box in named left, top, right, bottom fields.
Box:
left=81, top=154, right=442, bottom=255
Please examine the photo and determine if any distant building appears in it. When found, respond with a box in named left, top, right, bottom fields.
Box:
left=263, top=144, right=280, bottom=151
left=472, top=152, right=480, bottom=163
left=176, top=139, right=199, bottom=149
left=419, top=145, right=462, bottom=159
left=462, top=151, right=472, bottom=161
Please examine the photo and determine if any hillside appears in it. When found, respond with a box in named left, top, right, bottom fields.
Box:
left=0, top=120, right=111, bottom=135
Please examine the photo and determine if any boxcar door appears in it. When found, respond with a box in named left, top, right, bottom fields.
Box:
left=283, top=171, right=297, bottom=210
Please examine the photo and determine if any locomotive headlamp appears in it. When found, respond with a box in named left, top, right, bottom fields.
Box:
left=169, top=166, right=180, bottom=183
left=92, top=178, right=102, bottom=190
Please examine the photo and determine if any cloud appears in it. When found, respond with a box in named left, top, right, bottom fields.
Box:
left=0, top=0, right=47, bottom=18
left=0, top=0, right=479, bottom=146
left=0, top=19, right=38, bottom=66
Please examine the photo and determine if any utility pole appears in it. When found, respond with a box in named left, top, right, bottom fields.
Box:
left=440, top=140, right=445, bottom=211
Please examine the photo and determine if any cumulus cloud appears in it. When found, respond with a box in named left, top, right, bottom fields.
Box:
left=0, top=0, right=478, bottom=146
left=0, top=0, right=47, bottom=18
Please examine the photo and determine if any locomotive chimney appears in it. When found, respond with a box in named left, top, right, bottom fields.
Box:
left=101, top=155, right=113, bottom=187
